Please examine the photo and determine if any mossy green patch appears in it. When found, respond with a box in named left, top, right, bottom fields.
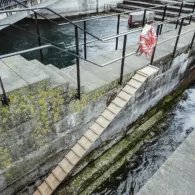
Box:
left=0, top=146, right=12, bottom=169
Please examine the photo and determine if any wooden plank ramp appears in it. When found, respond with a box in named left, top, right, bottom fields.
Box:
left=33, top=65, right=159, bottom=195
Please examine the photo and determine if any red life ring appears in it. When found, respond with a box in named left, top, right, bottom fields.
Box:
left=137, top=24, right=157, bottom=58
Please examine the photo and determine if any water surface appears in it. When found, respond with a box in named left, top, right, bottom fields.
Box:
left=93, top=86, right=195, bottom=195
left=0, top=16, right=174, bottom=68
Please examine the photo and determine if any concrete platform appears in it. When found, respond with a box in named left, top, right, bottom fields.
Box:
left=136, top=129, right=195, bottom=195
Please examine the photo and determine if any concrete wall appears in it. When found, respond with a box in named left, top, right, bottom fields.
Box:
left=56, top=48, right=195, bottom=194
left=1, top=20, right=195, bottom=195
left=1, top=48, right=195, bottom=195
left=45, top=0, right=122, bottom=17
left=0, top=0, right=60, bottom=31
left=0, top=75, right=120, bottom=194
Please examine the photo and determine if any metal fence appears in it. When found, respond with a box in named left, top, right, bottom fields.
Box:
left=0, top=0, right=195, bottom=104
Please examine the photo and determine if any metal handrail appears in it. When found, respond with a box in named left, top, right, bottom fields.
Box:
left=0, top=11, right=194, bottom=64
left=0, top=24, right=193, bottom=63
left=2, top=0, right=192, bottom=26
left=1, top=5, right=194, bottom=42
left=0, top=0, right=193, bottom=60
left=0, top=19, right=195, bottom=94
left=0, top=76, right=10, bottom=106
left=1, top=1, right=195, bottom=100
left=0, top=0, right=193, bottom=41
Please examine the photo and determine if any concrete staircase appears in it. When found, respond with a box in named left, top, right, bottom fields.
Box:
left=0, top=55, right=70, bottom=96
left=0, top=0, right=60, bottom=31
left=112, top=0, right=195, bottom=23
left=33, top=65, right=159, bottom=195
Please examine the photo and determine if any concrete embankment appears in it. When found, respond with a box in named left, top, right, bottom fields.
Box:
left=1, top=22, right=195, bottom=195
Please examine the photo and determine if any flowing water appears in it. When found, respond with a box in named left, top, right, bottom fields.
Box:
left=0, top=16, right=133, bottom=68
left=0, top=15, right=174, bottom=68
left=0, top=15, right=186, bottom=194
left=92, top=85, right=195, bottom=195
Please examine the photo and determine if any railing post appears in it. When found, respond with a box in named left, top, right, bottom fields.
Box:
left=119, top=35, right=127, bottom=85
left=159, top=5, right=167, bottom=35
left=176, top=2, right=183, bottom=29
left=173, top=18, right=184, bottom=58
left=142, top=9, right=147, bottom=27
left=75, top=26, right=81, bottom=100
left=34, top=13, right=44, bottom=63
left=162, top=5, right=167, bottom=21
left=83, top=21, right=87, bottom=60
left=189, top=31, right=195, bottom=49
left=150, top=25, right=160, bottom=65
left=189, top=3, right=195, bottom=24
left=115, top=14, right=121, bottom=50
left=159, top=24, right=163, bottom=35
left=178, top=2, right=183, bottom=17
left=0, top=76, right=10, bottom=106
left=175, top=19, right=179, bottom=30
left=193, top=2, right=195, bottom=12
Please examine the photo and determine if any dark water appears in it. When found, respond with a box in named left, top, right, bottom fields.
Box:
left=0, top=16, right=174, bottom=69
left=0, top=16, right=137, bottom=68
left=93, top=86, right=195, bottom=195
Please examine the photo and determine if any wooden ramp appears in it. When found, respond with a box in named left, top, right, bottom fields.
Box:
left=34, top=65, right=159, bottom=195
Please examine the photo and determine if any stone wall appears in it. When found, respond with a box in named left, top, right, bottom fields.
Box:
left=0, top=0, right=60, bottom=31
left=45, top=0, right=122, bottom=17
left=1, top=47, right=195, bottom=195
left=55, top=47, right=195, bottom=194
left=1, top=23, right=195, bottom=195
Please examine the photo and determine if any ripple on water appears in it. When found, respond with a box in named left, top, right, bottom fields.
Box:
left=93, top=86, right=195, bottom=195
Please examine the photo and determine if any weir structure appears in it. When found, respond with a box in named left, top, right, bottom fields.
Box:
left=1, top=0, right=195, bottom=195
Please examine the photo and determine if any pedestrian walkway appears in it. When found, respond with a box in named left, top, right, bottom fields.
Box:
left=136, top=129, right=195, bottom=195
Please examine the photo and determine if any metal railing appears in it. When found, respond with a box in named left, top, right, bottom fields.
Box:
left=1, top=12, right=195, bottom=102
left=1, top=0, right=194, bottom=58
left=0, top=76, right=10, bottom=106
left=1, top=1, right=195, bottom=102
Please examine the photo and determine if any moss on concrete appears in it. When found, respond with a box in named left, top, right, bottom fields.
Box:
left=69, top=80, right=120, bottom=113
left=56, top=111, right=164, bottom=195
left=0, top=81, right=65, bottom=169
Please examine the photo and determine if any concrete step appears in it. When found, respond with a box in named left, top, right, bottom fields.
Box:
left=0, top=60, right=28, bottom=94
left=60, top=65, right=78, bottom=90
left=123, top=0, right=193, bottom=13
left=111, top=7, right=191, bottom=25
left=117, top=3, right=182, bottom=17
left=31, top=60, right=68, bottom=90
left=46, top=64, right=77, bottom=91
left=128, top=0, right=194, bottom=9
left=61, top=64, right=106, bottom=93
left=1, top=55, right=49, bottom=88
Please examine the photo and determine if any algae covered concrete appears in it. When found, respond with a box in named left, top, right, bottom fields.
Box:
left=1, top=19, right=195, bottom=195
left=56, top=111, right=164, bottom=195
left=55, top=50, right=195, bottom=194
left=0, top=59, right=121, bottom=195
